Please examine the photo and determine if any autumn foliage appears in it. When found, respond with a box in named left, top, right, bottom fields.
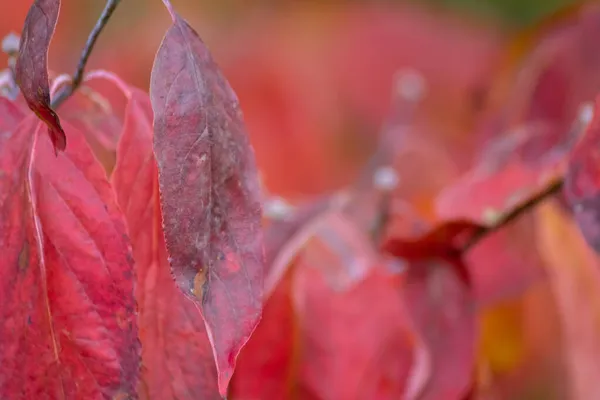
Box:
left=3, top=0, right=600, bottom=399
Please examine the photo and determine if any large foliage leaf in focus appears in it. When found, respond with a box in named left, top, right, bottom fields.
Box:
left=0, top=100, right=139, bottom=398
left=150, top=1, right=265, bottom=394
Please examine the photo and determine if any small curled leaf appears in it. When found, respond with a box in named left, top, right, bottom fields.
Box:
left=15, top=0, right=66, bottom=153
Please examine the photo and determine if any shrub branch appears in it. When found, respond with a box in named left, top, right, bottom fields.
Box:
left=51, top=0, right=121, bottom=109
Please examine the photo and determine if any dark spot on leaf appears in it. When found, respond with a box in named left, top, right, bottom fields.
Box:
left=17, top=242, right=29, bottom=272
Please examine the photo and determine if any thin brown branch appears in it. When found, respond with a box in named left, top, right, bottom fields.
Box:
left=51, top=0, right=121, bottom=109
left=460, top=177, right=564, bottom=252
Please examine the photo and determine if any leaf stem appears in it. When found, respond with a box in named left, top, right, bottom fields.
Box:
left=460, top=177, right=564, bottom=252
left=50, top=0, right=121, bottom=109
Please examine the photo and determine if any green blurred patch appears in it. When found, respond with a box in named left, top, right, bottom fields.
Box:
left=419, top=0, right=577, bottom=27
left=187, top=0, right=580, bottom=29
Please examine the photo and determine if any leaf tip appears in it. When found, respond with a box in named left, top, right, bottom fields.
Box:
left=161, top=0, right=177, bottom=20
left=34, top=105, right=66, bottom=153
left=217, top=369, right=233, bottom=398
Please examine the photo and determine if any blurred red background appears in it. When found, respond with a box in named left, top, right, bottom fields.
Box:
left=1, top=1, right=587, bottom=399
left=1, top=1, right=505, bottom=199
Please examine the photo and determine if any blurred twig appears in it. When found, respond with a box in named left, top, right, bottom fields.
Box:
left=361, top=70, right=426, bottom=244
left=51, top=0, right=122, bottom=109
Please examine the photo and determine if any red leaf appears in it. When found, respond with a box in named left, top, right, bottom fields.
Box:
left=384, top=211, right=544, bottom=305
left=301, top=211, right=379, bottom=290
left=294, top=263, right=425, bottom=400
left=382, top=220, right=482, bottom=286
left=465, top=215, right=545, bottom=305
left=233, top=192, right=386, bottom=398
left=382, top=219, right=482, bottom=257
left=478, top=3, right=600, bottom=155
left=263, top=196, right=335, bottom=295
left=111, top=88, right=220, bottom=399
left=60, top=85, right=125, bottom=175
left=230, top=265, right=299, bottom=399
left=150, top=2, right=265, bottom=394
left=0, top=115, right=139, bottom=397
left=380, top=219, right=477, bottom=397
left=15, top=0, right=66, bottom=153
left=402, top=257, right=476, bottom=399
left=437, top=124, right=566, bottom=224
left=565, top=96, right=600, bottom=253
left=263, top=186, right=402, bottom=295
left=0, top=97, right=26, bottom=135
